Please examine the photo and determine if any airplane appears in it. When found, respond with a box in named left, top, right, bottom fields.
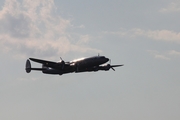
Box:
left=25, top=55, right=123, bottom=75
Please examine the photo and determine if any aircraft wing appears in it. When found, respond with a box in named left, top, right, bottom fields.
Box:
left=29, top=58, right=72, bottom=70
left=111, top=64, right=124, bottom=67
left=29, top=58, right=57, bottom=65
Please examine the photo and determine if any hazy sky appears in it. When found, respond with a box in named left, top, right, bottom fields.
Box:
left=0, top=0, right=180, bottom=120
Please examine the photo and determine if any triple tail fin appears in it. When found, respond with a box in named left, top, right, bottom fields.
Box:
left=25, top=59, right=44, bottom=73
left=26, top=59, right=31, bottom=73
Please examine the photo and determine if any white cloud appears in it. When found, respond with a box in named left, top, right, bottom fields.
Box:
left=77, top=35, right=90, bottom=45
left=131, top=28, right=180, bottom=43
left=102, top=28, right=128, bottom=37
left=154, top=54, right=170, bottom=60
left=104, top=28, right=180, bottom=43
left=148, top=50, right=180, bottom=60
left=0, top=0, right=100, bottom=59
left=159, top=2, right=180, bottom=13
left=78, top=25, right=85, bottom=29
left=168, top=50, right=180, bottom=56
left=148, top=50, right=171, bottom=60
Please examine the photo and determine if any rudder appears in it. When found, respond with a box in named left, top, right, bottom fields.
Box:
left=25, top=59, right=31, bottom=73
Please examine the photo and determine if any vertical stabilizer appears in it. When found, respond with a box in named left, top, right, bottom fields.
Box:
left=26, top=59, right=31, bottom=73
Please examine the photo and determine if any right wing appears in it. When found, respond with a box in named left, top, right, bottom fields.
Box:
left=29, top=58, right=72, bottom=70
left=29, top=58, right=64, bottom=69
left=29, top=58, right=57, bottom=65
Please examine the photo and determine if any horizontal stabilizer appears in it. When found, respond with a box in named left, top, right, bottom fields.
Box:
left=25, top=59, right=45, bottom=73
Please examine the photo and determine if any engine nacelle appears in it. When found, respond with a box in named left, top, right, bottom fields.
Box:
left=99, top=64, right=111, bottom=71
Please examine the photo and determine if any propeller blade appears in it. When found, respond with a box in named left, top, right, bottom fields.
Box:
left=59, top=57, right=65, bottom=69
left=110, top=64, right=123, bottom=71
left=60, top=57, right=63, bottom=61
left=111, top=67, right=115, bottom=71
left=60, top=57, right=66, bottom=63
left=111, top=64, right=124, bottom=67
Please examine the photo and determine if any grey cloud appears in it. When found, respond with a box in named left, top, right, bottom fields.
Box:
left=0, top=0, right=100, bottom=58
left=0, top=13, right=31, bottom=38
left=160, top=2, right=180, bottom=13
left=103, top=28, right=180, bottom=43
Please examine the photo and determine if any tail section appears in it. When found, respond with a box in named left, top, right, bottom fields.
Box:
left=25, top=59, right=44, bottom=73
left=26, top=59, right=31, bottom=73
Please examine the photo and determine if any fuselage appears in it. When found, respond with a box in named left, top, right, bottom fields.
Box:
left=42, top=56, right=109, bottom=74
left=70, top=56, right=109, bottom=69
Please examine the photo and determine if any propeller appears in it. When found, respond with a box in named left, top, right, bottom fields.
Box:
left=111, top=64, right=124, bottom=71
left=107, top=59, right=123, bottom=71
left=111, top=66, right=115, bottom=71
left=60, top=57, right=64, bottom=62
left=107, top=64, right=115, bottom=71
left=60, top=57, right=65, bottom=69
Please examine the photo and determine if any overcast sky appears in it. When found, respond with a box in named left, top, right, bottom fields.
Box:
left=0, top=0, right=180, bottom=120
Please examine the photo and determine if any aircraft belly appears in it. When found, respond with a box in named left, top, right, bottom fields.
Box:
left=42, top=69, right=60, bottom=74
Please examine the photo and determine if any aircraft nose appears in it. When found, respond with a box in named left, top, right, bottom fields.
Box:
left=105, top=58, right=109, bottom=62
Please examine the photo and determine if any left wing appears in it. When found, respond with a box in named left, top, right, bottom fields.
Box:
left=29, top=58, right=66, bottom=70
left=29, top=58, right=57, bottom=65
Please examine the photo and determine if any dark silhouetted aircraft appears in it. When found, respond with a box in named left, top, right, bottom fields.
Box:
left=25, top=55, right=123, bottom=75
